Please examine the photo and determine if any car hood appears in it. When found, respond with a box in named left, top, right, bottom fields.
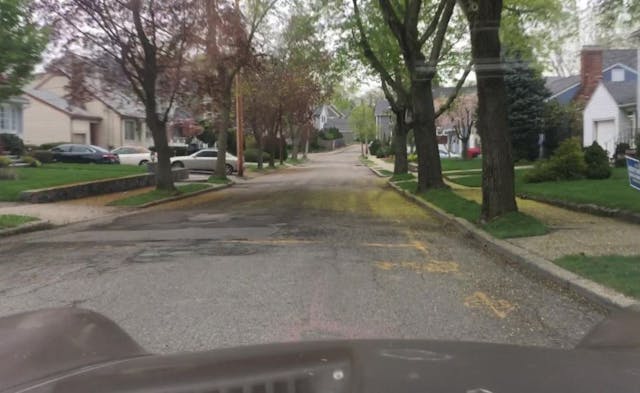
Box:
left=1, top=308, right=640, bottom=393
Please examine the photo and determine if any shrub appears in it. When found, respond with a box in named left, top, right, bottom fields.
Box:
left=244, top=148, right=271, bottom=163
left=0, top=133, right=25, bottom=155
left=39, top=142, right=69, bottom=150
left=376, top=145, right=392, bottom=158
left=263, top=137, right=288, bottom=161
left=29, top=150, right=54, bottom=163
left=369, top=139, right=382, bottom=156
left=319, top=127, right=343, bottom=141
left=20, top=156, right=42, bottom=168
left=408, top=153, right=418, bottom=163
left=0, top=156, right=11, bottom=167
left=0, top=168, right=17, bottom=180
left=614, top=143, right=631, bottom=167
left=525, top=138, right=586, bottom=183
left=584, top=141, right=611, bottom=179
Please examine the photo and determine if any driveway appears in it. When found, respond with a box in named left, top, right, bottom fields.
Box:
left=0, top=145, right=603, bottom=353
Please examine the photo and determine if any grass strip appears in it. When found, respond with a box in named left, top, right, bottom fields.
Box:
left=0, top=214, right=38, bottom=229
left=555, top=255, right=640, bottom=299
left=109, top=183, right=211, bottom=206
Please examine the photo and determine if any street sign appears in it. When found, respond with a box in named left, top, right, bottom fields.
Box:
left=626, top=155, right=640, bottom=191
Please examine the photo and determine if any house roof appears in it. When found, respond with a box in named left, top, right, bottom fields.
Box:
left=545, top=75, right=580, bottom=96
left=432, top=86, right=475, bottom=99
left=602, top=81, right=636, bottom=106
left=603, top=49, right=637, bottom=70
left=374, top=99, right=391, bottom=116
left=24, top=88, right=102, bottom=120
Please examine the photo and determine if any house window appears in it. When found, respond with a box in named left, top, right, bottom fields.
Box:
left=611, top=68, right=625, bottom=82
left=124, top=120, right=136, bottom=140
left=0, top=106, right=6, bottom=130
left=0, top=104, right=19, bottom=133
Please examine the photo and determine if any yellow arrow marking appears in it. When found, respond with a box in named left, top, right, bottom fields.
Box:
left=424, top=260, right=459, bottom=273
left=464, top=291, right=515, bottom=319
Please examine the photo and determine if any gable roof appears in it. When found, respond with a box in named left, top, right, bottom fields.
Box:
left=324, top=117, right=352, bottom=133
left=602, top=81, right=636, bottom=107
left=545, top=75, right=580, bottom=97
left=603, top=49, right=637, bottom=70
left=24, top=88, right=102, bottom=120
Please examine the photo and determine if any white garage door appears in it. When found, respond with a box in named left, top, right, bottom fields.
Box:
left=594, top=120, right=616, bottom=154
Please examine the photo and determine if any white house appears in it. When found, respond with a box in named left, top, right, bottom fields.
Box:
left=0, top=96, right=28, bottom=137
left=583, top=81, right=636, bottom=154
left=23, top=70, right=152, bottom=149
left=313, top=104, right=354, bottom=143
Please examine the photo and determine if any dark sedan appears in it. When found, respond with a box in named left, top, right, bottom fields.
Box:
left=50, top=144, right=120, bottom=164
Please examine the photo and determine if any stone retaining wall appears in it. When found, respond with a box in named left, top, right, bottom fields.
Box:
left=19, top=168, right=189, bottom=203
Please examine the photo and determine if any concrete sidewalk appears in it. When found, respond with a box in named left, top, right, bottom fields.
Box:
left=368, top=156, right=640, bottom=261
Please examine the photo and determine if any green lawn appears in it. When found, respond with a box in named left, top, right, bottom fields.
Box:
left=109, top=183, right=211, bottom=206
left=392, top=180, right=548, bottom=239
left=446, top=169, right=529, bottom=188
left=0, top=214, right=38, bottom=229
left=208, top=177, right=232, bottom=185
left=390, top=173, right=415, bottom=182
left=518, top=168, right=640, bottom=213
left=556, top=255, right=640, bottom=299
left=441, top=158, right=483, bottom=172
left=0, top=163, right=146, bottom=201
left=378, top=169, right=393, bottom=177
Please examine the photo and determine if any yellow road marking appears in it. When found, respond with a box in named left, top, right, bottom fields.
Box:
left=223, top=239, right=318, bottom=245
left=364, top=243, right=416, bottom=248
left=424, top=260, right=459, bottom=273
left=405, top=231, right=429, bottom=256
left=375, top=260, right=459, bottom=274
left=464, top=291, right=515, bottom=319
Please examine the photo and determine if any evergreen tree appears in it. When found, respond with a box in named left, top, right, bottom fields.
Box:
left=504, top=56, right=551, bottom=162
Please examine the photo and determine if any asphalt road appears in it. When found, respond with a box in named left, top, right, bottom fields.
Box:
left=0, top=146, right=604, bottom=353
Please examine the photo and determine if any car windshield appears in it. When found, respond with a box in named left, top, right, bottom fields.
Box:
left=2, top=1, right=640, bottom=391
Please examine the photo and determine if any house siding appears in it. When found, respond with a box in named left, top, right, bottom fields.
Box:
left=602, top=66, right=637, bottom=82
left=22, top=97, right=73, bottom=145
left=583, top=83, right=622, bottom=153
left=553, top=85, right=580, bottom=105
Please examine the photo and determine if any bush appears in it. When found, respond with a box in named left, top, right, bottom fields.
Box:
left=0, top=156, right=11, bottom=167
left=244, top=148, right=271, bottom=163
left=20, top=156, right=41, bottom=168
left=0, top=134, right=25, bottom=155
left=614, top=143, right=630, bottom=167
left=29, top=150, right=54, bottom=163
left=408, top=153, right=418, bottom=163
left=319, top=127, right=343, bottom=141
left=376, top=145, right=392, bottom=158
left=39, top=142, right=69, bottom=150
left=369, top=139, right=382, bottom=156
left=584, top=141, right=611, bottom=179
left=525, top=138, right=586, bottom=183
left=0, top=168, right=17, bottom=180
left=263, top=137, right=288, bottom=161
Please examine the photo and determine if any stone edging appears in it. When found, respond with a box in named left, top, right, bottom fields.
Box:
left=518, top=193, right=640, bottom=225
left=136, top=182, right=233, bottom=209
left=0, top=220, right=53, bottom=238
left=388, top=181, right=640, bottom=311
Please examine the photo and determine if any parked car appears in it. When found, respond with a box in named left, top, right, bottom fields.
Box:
left=111, top=146, right=154, bottom=166
left=50, top=144, right=120, bottom=164
left=467, top=146, right=482, bottom=159
left=170, top=148, right=238, bottom=174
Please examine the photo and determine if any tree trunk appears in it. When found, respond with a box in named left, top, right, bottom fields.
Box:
left=147, top=115, right=175, bottom=191
left=279, top=130, right=284, bottom=165
left=461, top=136, right=470, bottom=160
left=393, top=111, right=408, bottom=174
left=291, top=125, right=299, bottom=160
left=466, top=0, right=517, bottom=220
left=256, top=131, right=264, bottom=169
left=214, top=79, right=232, bottom=178
left=411, top=77, right=445, bottom=192
left=303, top=126, right=309, bottom=159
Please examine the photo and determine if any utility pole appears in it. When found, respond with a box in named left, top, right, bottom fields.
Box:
left=235, top=0, right=245, bottom=177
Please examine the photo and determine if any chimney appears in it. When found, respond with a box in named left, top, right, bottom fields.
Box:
left=577, top=45, right=603, bottom=104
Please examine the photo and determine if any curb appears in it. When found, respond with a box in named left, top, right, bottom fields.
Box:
left=388, top=181, right=640, bottom=311
left=518, top=193, right=640, bottom=225
left=0, top=220, right=53, bottom=238
left=367, top=166, right=389, bottom=178
left=135, top=183, right=233, bottom=209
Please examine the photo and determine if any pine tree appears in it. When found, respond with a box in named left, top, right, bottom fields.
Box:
left=504, top=56, right=551, bottom=162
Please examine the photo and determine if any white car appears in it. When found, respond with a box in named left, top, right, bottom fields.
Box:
left=111, top=146, right=154, bottom=166
left=170, top=148, right=238, bottom=174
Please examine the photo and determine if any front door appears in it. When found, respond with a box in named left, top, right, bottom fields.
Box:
left=90, top=123, right=99, bottom=146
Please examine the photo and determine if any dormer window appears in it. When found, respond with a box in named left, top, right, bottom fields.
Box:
left=611, top=68, right=625, bottom=82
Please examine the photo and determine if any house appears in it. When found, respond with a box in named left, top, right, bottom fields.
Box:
left=583, top=81, right=636, bottom=154
left=313, top=104, right=354, bottom=144
left=22, top=69, right=152, bottom=149
left=374, top=86, right=479, bottom=154
left=0, top=96, right=29, bottom=138
left=546, top=47, right=637, bottom=105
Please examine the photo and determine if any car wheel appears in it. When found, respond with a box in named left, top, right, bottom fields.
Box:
left=225, top=164, right=234, bottom=175
left=172, top=161, right=184, bottom=168
left=139, top=160, right=149, bottom=166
